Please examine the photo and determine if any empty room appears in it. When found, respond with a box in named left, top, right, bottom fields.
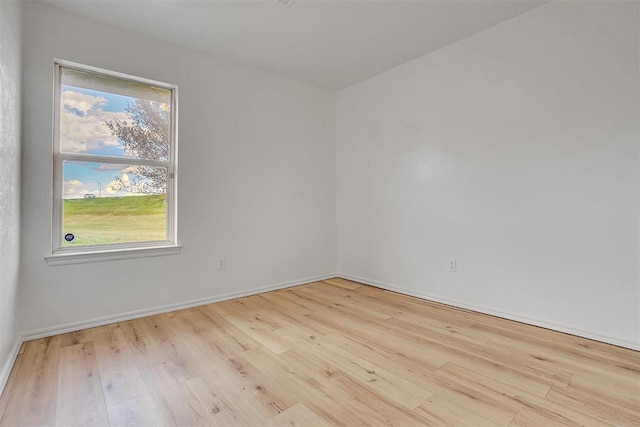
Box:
left=0, top=0, right=638, bottom=425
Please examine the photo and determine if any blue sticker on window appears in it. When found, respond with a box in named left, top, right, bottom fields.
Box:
left=64, top=233, right=75, bottom=242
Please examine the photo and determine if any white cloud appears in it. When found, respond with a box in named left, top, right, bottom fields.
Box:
left=105, top=171, right=161, bottom=195
left=63, top=179, right=94, bottom=199
left=104, top=173, right=131, bottom=195
left=104, top=174, right=150, bottom=197
left=59, top=90, right=129, bottom=154
left=94, top=163, right=125, bottom=171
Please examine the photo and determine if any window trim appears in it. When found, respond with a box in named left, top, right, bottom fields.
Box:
left=49, top=60, right=179, bottom=264
left=45, top=245, right=182, bottom=266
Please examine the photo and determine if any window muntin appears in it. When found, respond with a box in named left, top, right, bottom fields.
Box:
left=53, top=62, right=177, bottom=254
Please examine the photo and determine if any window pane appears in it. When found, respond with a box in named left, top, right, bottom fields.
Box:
left=59, top=67, right=171, bottom=161
left=62, top=160, right=167, bottom=247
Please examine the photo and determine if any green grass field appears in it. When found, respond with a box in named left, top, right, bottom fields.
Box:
left=62, top=195, right=166, bottom=246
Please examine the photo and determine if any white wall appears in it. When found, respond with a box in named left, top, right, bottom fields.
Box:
left=19, top=2, right=336, bottom=335
left=0, top=0, right=22, bottom=388
left=336, top=1, right=639, bottom=349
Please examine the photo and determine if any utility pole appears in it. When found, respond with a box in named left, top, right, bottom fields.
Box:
left=92, top=178, right=102, bottom=197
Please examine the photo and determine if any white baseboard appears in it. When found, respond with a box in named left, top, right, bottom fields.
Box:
left=20, top=273, right=337, bottom=342
left=0, top=339, right=21, bottom=401
left=338, top=273, right=640, bottom=351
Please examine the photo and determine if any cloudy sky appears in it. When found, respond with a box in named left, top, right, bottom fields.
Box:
left=60, top=85, right=165, bottom=198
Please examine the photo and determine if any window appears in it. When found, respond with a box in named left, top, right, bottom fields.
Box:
left=48, top=61, right=179, bottom=265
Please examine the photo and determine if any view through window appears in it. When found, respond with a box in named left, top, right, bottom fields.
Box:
left=53, top=63, right=177, bottom=252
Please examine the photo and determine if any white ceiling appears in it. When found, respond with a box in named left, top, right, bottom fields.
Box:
left=41, top=0, right=544, bottom=91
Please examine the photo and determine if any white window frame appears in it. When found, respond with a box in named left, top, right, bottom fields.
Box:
left=46, top=60, right=180, bottom=266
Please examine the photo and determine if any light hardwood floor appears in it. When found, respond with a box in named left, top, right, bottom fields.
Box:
left=0, top=278, right=638, bottom=426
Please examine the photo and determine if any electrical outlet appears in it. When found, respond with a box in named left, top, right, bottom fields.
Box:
left=449, top=259, right=457, bottom=273
left=217, top=257, right=225, bottom=270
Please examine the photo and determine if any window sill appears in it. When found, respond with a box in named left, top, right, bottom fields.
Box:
left=45, top=245, right=182, bottom=266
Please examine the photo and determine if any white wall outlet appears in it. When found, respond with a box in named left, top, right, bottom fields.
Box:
left=217, top=257, right=226, bottom=270
left=449, top=259, right=457, bottom=272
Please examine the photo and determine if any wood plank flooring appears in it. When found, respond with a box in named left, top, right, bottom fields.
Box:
left=1, top=278, right=638, bottom=426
